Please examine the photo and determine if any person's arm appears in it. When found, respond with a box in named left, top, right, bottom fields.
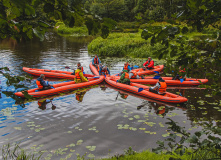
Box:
left=128, top=65, right=131, bottom=71
left=98, top=58, right=101, bottom=64
left=152, top=82, right=160, bottom=90
left=92, top=58, right=94, bottom=65
left=143, top=61, right=148, bottom=66
left=148, top=60, right=154, bottom=68
left=79, top=72, right=88, bottom=82
left=99, top=68, right=102, bottom=75
left=107, top=68, right=110, bottom=74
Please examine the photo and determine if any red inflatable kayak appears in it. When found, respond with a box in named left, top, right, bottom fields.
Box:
left=23, top=67, right=94, bottom=79
left=132, top=65, right=164, bottom=76
left=15, top=76, right=105, bottom=98
left=89, top=62, right=99, bottom=75
left=105, top=76, right=188, bottom=103
left=112, top=76, right=208, bottom=86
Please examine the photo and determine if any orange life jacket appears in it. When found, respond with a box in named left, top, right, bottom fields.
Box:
left=75, top=70, right=82, bottom=80
left=76, top=94, right=80, bottom=101
left=36, top=80, right=43, bottom=89
left=124, top=72, right=129, bottom=79
left=159, top=82, right=167, bottom=93
left=130, top=71, right=137, bottom=79
left=158, top=108, right=165, bottom=114
left=102, top=68, right=108, bottom=74
left=94, top=58, right=99, bottom=64
left=124, top=64, right=129, bottom=70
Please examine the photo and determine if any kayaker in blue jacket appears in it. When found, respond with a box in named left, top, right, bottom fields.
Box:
left=36, top=74, right=52, bottom=90
left=92, top=55, right=101, bottom=70
left=99, top=64, right=110, bottom=75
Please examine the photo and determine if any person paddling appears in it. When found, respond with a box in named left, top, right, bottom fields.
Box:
left=143, top=57, right=154, bottom=70
left=119, top=62, right=131, bottom=76
left=36, top=74, right=53, bottom=90
left=74, top=66, right=88, bottom=83
left=149, top=77, right=167, bottom=95
left=118, top=70, right=131, bottom=85
left=92, top=55, right=101, bottom=70
left=71, top=62, right=84, bottom=75
left=99, top=64, right=110, bottom=75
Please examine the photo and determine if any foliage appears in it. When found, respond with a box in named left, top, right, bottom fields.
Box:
left=1, top=143, right=42, bottom=160
left=153, top=118, right=221, bottom=160
left=55, top=22, right=88, bottom=35
left=0, top=67, right=33, bottom=100
left=0, top=0, right=85, bottom=41
left=88, top=31, right=167, bottom=58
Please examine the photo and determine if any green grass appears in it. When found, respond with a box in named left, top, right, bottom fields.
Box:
left=54, top=21, right=88, bottom=36
left=88, top=31, right=165, bottom=58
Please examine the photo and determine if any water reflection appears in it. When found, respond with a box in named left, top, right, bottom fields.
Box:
left=38, top=99, right=56, bottom=110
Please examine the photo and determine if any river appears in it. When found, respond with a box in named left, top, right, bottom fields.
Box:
left=0, top=32, right=221, bottom=160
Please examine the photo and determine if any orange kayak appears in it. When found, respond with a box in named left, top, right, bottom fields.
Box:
left=112, top=76, right=208, bottom=86
left=132, top=65, right=164, bottom=76
left=105, top=76, right=188, bottom=103
left=15, top=76, right=105, bottom=98
left=89, top=62, right=99, bottom=75
left=23, top=67, right=94, bottom=79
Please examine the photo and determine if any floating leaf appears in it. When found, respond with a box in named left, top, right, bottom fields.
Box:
left=139, top=128, right=146, bottom=130
left=76, top=140, right=83, bottom=145
left=162, top=133, right=170, bottom=137
left=134, top=115, right=140, bottom=119
left=14, top=127, right=22, bottom=130
left=88, top=153, right=95, bottom=158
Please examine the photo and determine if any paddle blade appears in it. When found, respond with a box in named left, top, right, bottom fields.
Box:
left=83, top=71, right=85, bottom=74
left=134, top=65, right=139, bottom=68
left=153, top=75, right=161, bottom=79
left=138, top=88, right=144, bottom=92
left=153, top=71, right=159, bottom=74
left=180, top=79, right=184, bottom=83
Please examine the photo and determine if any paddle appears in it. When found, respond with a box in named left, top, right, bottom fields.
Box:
left=153, top=75, right=161, bottom=79
left=138, top=87, right=149, bottom=92
left=180, top=79, right=184, bottom=83
left=153, top=71, right=159, bottom=74
left=115, top=92, right=120, bottom=101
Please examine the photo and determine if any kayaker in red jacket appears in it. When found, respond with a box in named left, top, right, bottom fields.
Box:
left=143, top=57, right=154, bottom=70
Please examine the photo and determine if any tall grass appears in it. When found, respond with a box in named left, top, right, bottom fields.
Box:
left=54, top=21, right=88, bottom=36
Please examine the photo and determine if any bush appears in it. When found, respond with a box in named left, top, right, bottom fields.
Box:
left=88, top=31, right=165, bottom=58
left=55, top=21, right=88, bottom=36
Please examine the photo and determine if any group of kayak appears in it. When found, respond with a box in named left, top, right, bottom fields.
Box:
left=14, top=55, right=208, bottom=104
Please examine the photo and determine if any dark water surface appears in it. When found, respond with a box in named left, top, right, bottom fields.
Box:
left=0, top=32, right=221, bottom=160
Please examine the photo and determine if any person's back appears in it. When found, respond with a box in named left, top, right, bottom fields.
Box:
left=75, top=67, right=88, bottom=83
left=36, top=74, right=52, bottom=90
left=149, top=78, right=167, bottom=95
left=119, top=70, right=130, bottom=85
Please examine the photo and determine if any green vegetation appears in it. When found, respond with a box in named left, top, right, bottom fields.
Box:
left=88, top=31, right=165, bottom=58
left=55, top=22, right=88, bottom=36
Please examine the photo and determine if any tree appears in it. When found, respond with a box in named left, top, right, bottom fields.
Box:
left=0, top=0, right=84, bottom=41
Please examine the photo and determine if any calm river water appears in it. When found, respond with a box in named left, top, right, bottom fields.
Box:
left=0, top=32, right=221, bottom=160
